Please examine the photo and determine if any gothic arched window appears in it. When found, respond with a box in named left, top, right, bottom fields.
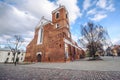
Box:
left=37, top=28, right=43, bottom=44
left=40, top=28, right=43, bottom=43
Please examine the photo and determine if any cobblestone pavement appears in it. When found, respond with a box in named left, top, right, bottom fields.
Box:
left=23, top=56, right=120, bottom=71
left=0, top=56, right=120, bottom=80
left=0, top=64, right=120, bottom=80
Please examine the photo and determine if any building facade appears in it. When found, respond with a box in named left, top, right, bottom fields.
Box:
left=0, top=48, right=25, bottom=63
left=25, top=6, right=85, bottom=62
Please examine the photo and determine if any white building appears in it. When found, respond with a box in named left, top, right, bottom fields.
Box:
left=0, top=48, right=25, bottom=63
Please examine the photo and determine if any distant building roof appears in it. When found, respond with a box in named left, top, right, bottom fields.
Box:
left=0, top=47, right=10, bottom=51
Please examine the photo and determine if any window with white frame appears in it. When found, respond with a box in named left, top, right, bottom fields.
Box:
left=68, top=32, right=70, bottom=38
left=67, top=24, right=69, bottom=28
left=37, top=28, right=43, bottom=44
left=56, top=11, right=60, bottom=19
left=65, top=43, right=69, bottom=59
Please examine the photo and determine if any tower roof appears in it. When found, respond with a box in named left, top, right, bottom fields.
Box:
left=52, top=5, right=68, bottom=14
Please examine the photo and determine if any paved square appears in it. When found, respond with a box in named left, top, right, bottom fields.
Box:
left=0, top=56, right=120, bottom=80
left=23, top=56, right=120, bottom=71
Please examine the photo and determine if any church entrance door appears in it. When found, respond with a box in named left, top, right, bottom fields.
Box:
left=37, top=54, right=42, bottom=62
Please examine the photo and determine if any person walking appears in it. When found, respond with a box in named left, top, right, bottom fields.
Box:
left=15, top=57, right=19, bottom=66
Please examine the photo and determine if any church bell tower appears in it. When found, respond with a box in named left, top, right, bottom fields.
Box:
left=52, top=5, right=71, bottom=38
left=52, top=5, right=70, bottom=29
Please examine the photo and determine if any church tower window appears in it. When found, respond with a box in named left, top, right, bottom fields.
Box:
left=66, top=11, right=68, bottom=19
left=66, top=13, right=68, bottom=19
left=56, top=12, right=60, bottom=19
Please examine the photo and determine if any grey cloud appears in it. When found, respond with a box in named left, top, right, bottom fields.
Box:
left=0, top=0, right=82, bottom=48
left=0, top=1, right=39, bottom=48
left=0, top=2, right=38, bottom=37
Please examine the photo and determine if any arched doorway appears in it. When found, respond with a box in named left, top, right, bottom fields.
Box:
left=37, top=54, right=42, bottom=62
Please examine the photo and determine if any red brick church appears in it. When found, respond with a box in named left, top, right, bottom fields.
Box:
left=25, top=5, right=85, bottom=62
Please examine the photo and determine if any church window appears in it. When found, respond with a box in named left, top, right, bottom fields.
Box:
left=68, top=32, right=70, bottom=38
left=67, top=24, right=69, bottom=28
left=40, top=28, right=43, bottom=43
left=56, top=23, right=60, bottom=28
left=37, top=28, right=43, bottom=44
left=56, top=12, right=60, bottom=19
left=65, top=44, right=69, bottom=59
left=66, top=12, right=68, bottom=19
left=66, top=13, right=68, bottom=19
left=59, top=44, right=61, bottom=48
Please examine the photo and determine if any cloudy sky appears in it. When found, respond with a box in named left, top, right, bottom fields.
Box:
left=0, top=0, right=120, bottom=49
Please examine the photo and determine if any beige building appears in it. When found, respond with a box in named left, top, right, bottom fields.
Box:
left=0, top=48, right=25, bottom=63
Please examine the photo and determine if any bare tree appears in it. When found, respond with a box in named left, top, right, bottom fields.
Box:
left=78, top=22, right=111, bottom=60
left=7, top=35, right=24, bottom=64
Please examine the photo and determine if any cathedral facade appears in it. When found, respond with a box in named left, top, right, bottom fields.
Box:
left=25, top=6, right=85, bottom=62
